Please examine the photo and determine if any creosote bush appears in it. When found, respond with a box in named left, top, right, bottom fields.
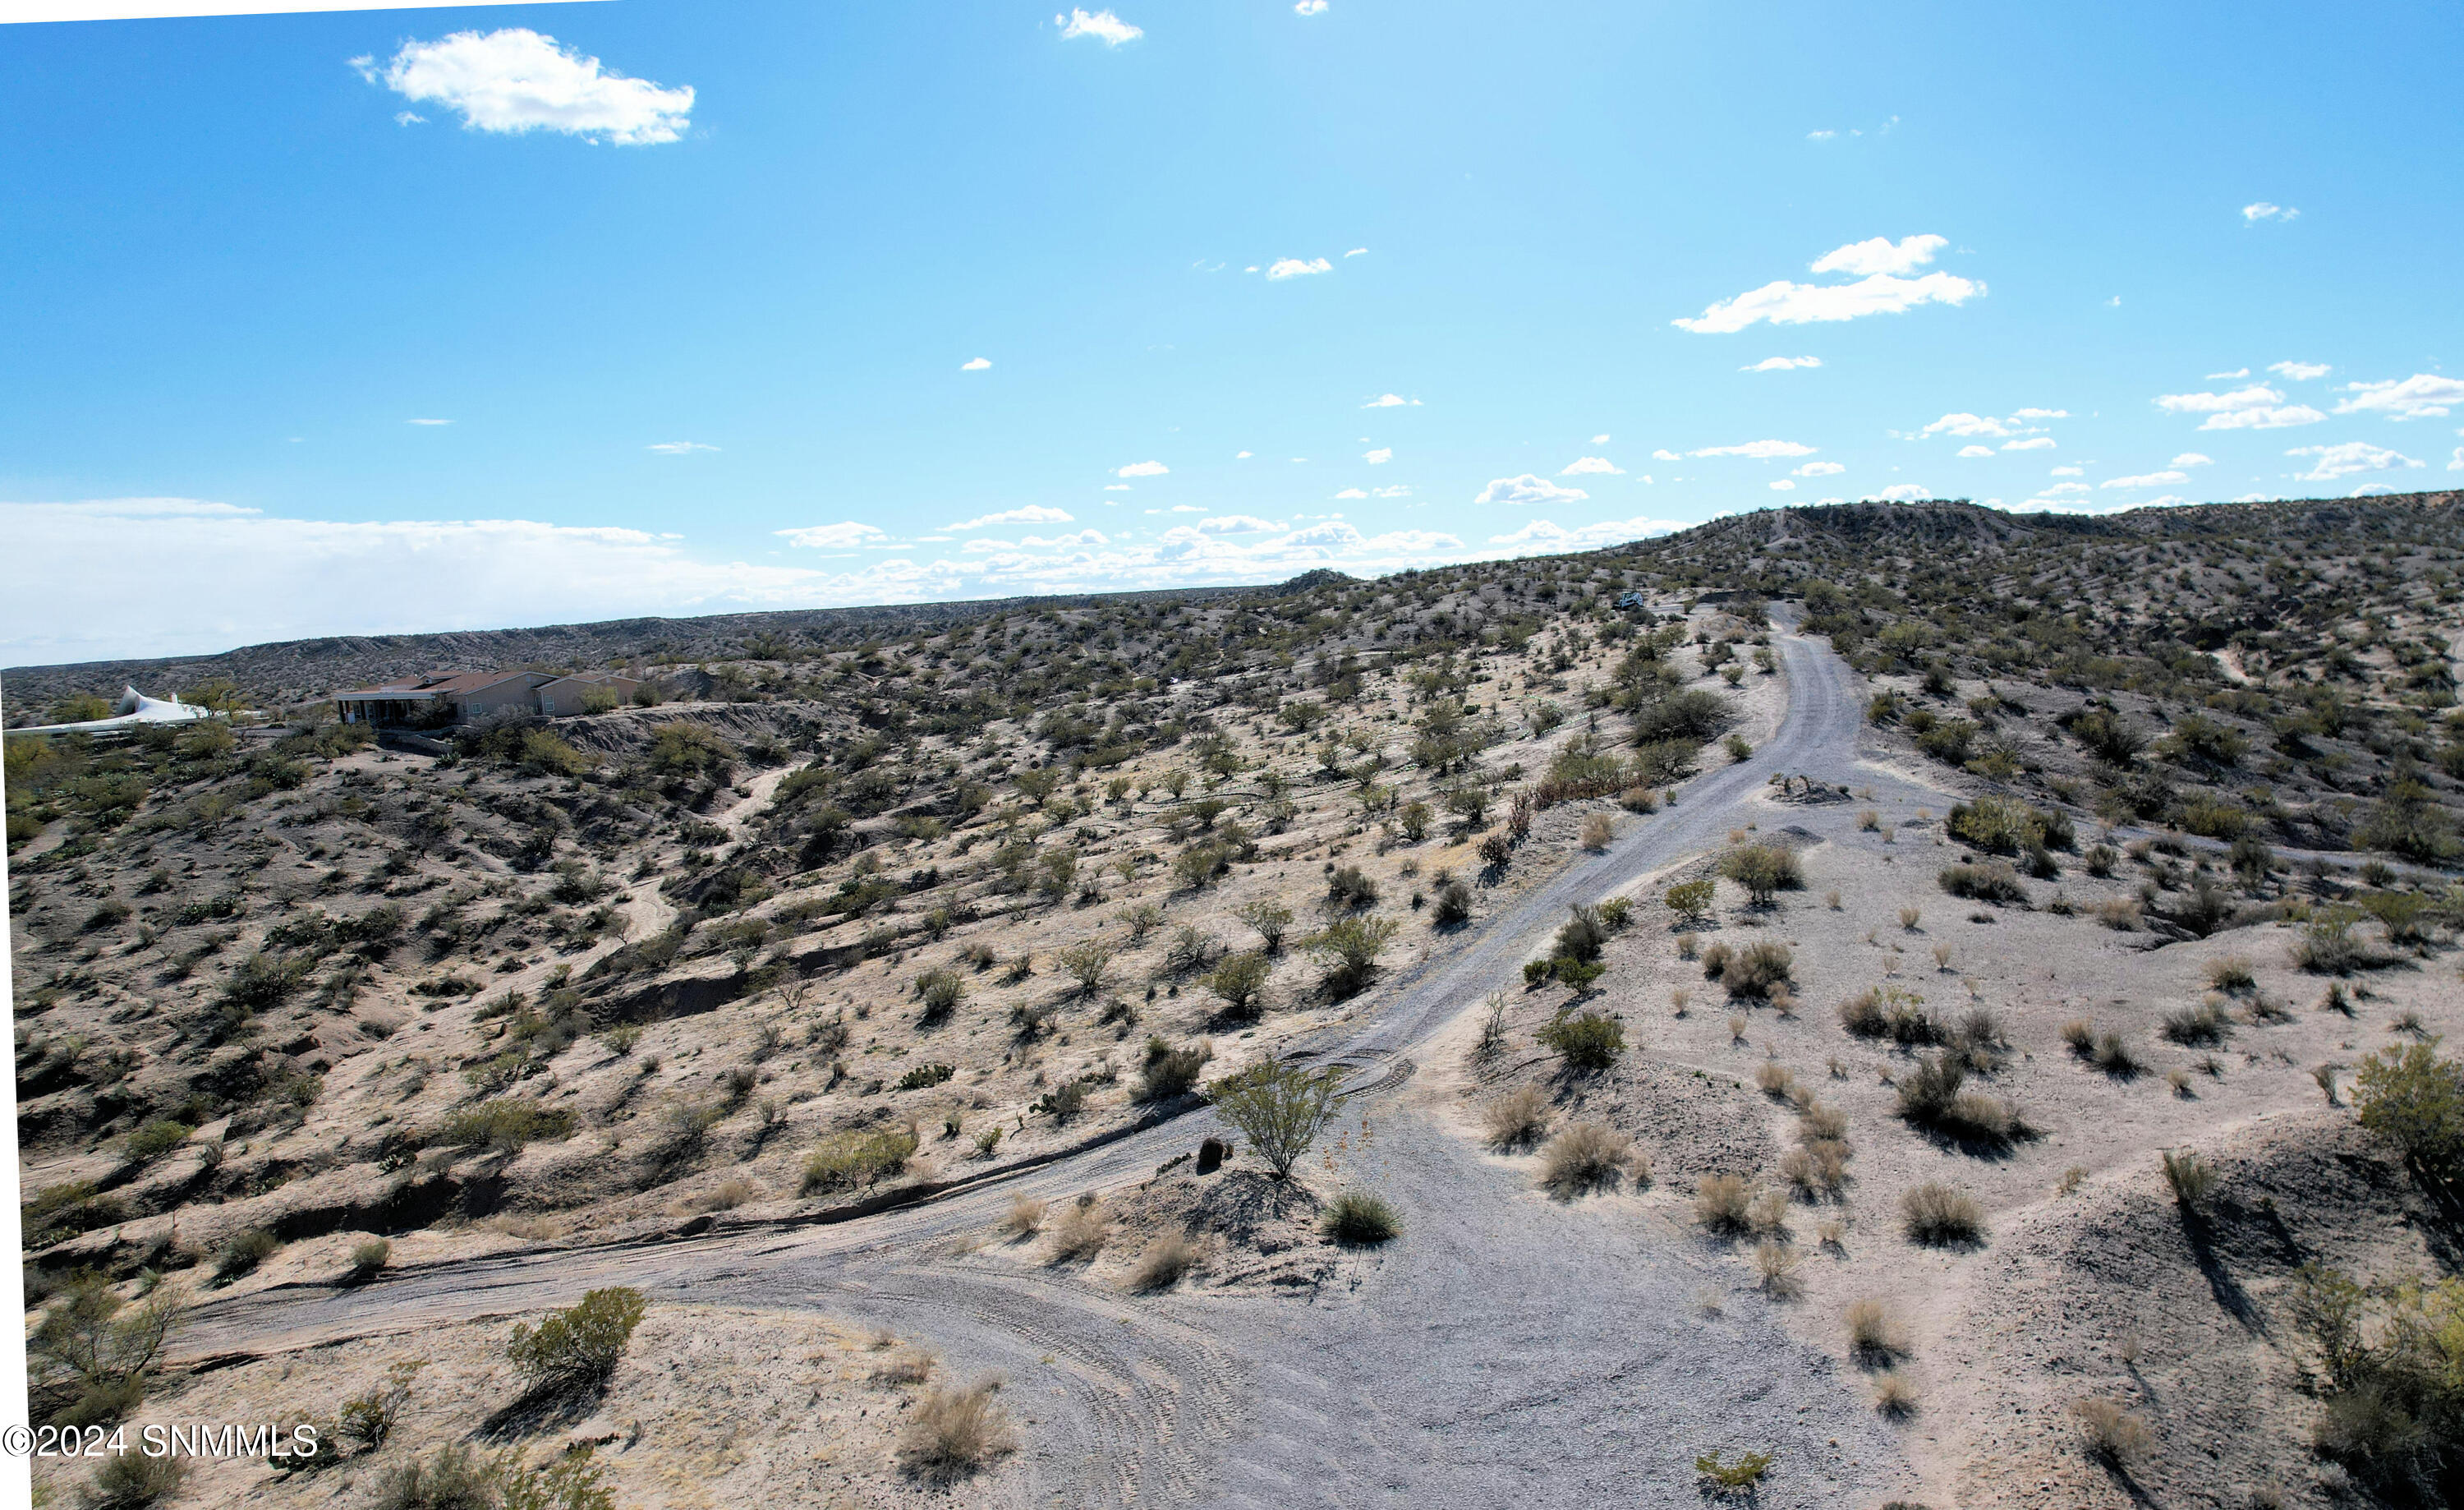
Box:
left=1207, top=1060, right=1343, bottom=1178
left=506, top=1287, right=646, bottom=1390
left=1720, top=843, right=1804, bottom=905
left=1537, top=1007, right=1625, bottom=1070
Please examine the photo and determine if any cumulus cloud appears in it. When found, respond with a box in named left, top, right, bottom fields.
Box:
left=960, top=357, right=992, bottom=371
left=2154, top=384, right=2326, bottom=430
left=1057, top=8, right=1142, bottom=44
left=1362, top=394, right=1420, bottom=407
left=1486, top=516, right=1685, bottom=551
left=1868, top=485, right=1932, bottom=502
left=1296, top=0, right=1329, bottom=11
left=355, top=29, right=694, bottom=145
left=2051, top=465, right=2084, bottom=476
left=1769, top=479, right=1796, bottom=490
left=1743, top=356, right=1822, bottom=371
left=1334, top=488, right=1368, bottom=499
left=2206, top=369, right=2250, bottom=380
left=1560, top=456, right=1623, bottom=475
left=2171, top=453, right=2213, bottom=467
left=1116, top=460, right=1170, bottom=477
left=1371, top=485, right=1412, bottom=498
left=2269, top=360, right=2328, bottom=381
left=1810, top=234, right=1948, bottom=278
left=1675, top=234, right=1979, bottom=334
left=2100, top=470, right=2189, bottom=490
left=2335, top=374, right=2464, bottom=421
left=647, top=440, right=718, bottom=454
left=1266, top=256, right=1333, bottom=280
left=1923, top=412, right=2016, bottom=438
left=1690, top=439, right=1816, bottom=458
left=1652, top=449, right=1681, bottom=462
left=1198, top=515, right=1278, bottom=533
left=2449, top=447, right=2464, bottom=472
left=1956, top=445, right=1994, bottom=458
left=1234, top=450, right=1253, bottom=459
left=2002, top=436, right=2056, bottom=451
left=2285, top=442, right=2423, bottom=482
left=2242, top=201, right=2297, bottom=223
left=1364, top=448, right=1392, bottom=464
left=945, top=504, right=1074, bottom=531
left=1793, top=461, right=1845, bottom=477
left=775, top=522, right=888, bottom=550
left=1475, top=474, right=1589, bottom=506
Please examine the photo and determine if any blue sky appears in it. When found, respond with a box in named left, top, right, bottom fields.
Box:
left=4, top=0, right=2461, bottom=664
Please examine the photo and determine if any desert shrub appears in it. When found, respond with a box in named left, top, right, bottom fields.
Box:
left=913, top=968, right=966, bottom=1023
left=1031, top=1077, right=1092, bottom=1121
left=85, top=1451, right=185, bottom=1508
left=1695, top=1173, right=1754, bottom=1233
left=1665, top=877, right=1716, bottom=925
left=1202, top=951, right=1273, bottom=1019
left=1049, top=1198, right=1112, bottom=1259
left=1326, top=864, right=1380, bottom=909
left=1127, top=1231, right=1204, bottom=1291
left=2071, top=1397, right=2153, bottom=1466
left=1001, top=1196, right=1046, bottom=1235
left=1322, top=1190, right=1403, bottom=1245
left=2294, top=908, right=2374, bottom=975
left=1845, top=1299, right=1909, bottom=1364
left=214, top=1227, right=280, bottom=1282
left=1483, top=1084, right=1552, bottom=1149
left=1538, top=1122, right=1641, bottom=1195
left=125, top=1118, right=191, bottom=1162
left=1872, top=1371, right=1919, bottom=1419
left=2160, top=1001, right=2233, bottom=1047
left=1722, top=940, right=1794, bottom=999
left=1235, top=897, right=1294, bottom=951
left=368, top=1443, right=495, bottom=1510
left=506, top=1287, right=646, bottom=1389
left=2293, top=1264, right=2464, bottom=1489
left=1054, top=939, right=1115, bottom=995
left=1579, top=813, right=1616, bottom=851
left=1894, top=1054, right=2018, bottom=1145
left=337, top=1360, right=421, bottom=1451
left=348, top=1238, right=393, bottom=1282
left=1134, top=1037, right=1211, bottom=1103
left=1694, top=1449, right=1773, bottom=1489
left=1720, top=843, right=1803, bottom=905
left=1537, top=1008, right=1625, bottom=1070
left=1207, top=1061, right=1343, bottom=1178
left=437, top=1099, right=574, bottom=1151
left=2160, top=1149, right=2218, bottom=1206
left=1901, top=1181, right=1985, bottom=1245
left=1304, top=914, right=1399, bottom=998
left=1554, top=904, right=1611, bottom=964
left=801, top=1125, right=918, bottom=1195
left=2352, top=1042, right=2464, bottom=1180
left=1430, top=876, right=1473, bottom=927
left=1838, top=985, right=1939, bottom=1045
left=1947, top=796, right=2068, bottom=855
left=1938, top=862, right=2026, bottom=904
left=896, top=1062, right=956, bottom=1092
left=898, top=1376, right=1019, bottom=1484
left=28, top=1277, right=181, bottom=1428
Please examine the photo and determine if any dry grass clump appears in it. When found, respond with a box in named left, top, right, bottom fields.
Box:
left=1709, top=940, right=1795, bottom=999
left=1938, top=860, right=2027, bottom=904
left=1753, top=1239, right=1802, bottom=1297
left=870, top=1348, right=938, bottom=1386
left=1872, top=1371, right=1919, bottom=1419
left=1538, top=1122, right=1645, bottom=1195
left=1483, top=1084, right=1552, bottom=1149
left=1845, top=1299, right=1909, bottom=1364
left=2061, top=1019, right=2143, bottom=1078
left=684, top=1177, right=761, bottom=1214
left=1125, top=1230, right=1203, bottom=1291
left=1838, top=985, right=1941, bottom=1045
left=1901, top=1181, right=1986, bottom=1246
left=1694, top=1173, right=1754, bottom=1233
left=2070, top=1397, right=2152, bottom=1466
left=2094, top=897, right=2142, bottom=931
left=2161, top=998, right=2234, bottom=1047
left=1320, top=1189, right=1403, bottom=1245
left=1000, top=1195, right=1047, bottom=1236
left=1580, top=813, right=1616, bottom=852
left=2160, top=1149, right=2218, bottom=1206
left=899, top=1375, right=1020, bottom=1484
left=1047, top=1197, right=1112, bottom=1262
left=1894, top=1052, right=2024, bottom=1146
left=2205, top=955, right=2257, bottom=993
left=1754, top=1061, right=1796, bottom=1099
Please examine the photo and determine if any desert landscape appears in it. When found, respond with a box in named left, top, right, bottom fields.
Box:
left=9, top=494, right=2464, bottom=1508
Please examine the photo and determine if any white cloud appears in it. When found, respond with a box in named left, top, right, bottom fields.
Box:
left=775, top=521, right=889, bottom=550
left=2335, top=374, right=2464, bottom=421
left=1475, top=474, right=1589, bottom=506
left=2269, top=360, right=2328, bottom=381
left=1170, top=504, right=1203, bottom=513
left=2039, top=482, right=2090, bottom=496
left=1591, top=434, right=1610, bottom=444
left=1234, top=450, right=1253, bottom=459
left=1103, top=484, right=1131, bottom=491
left=1743, top=356, right=1823, bottom=372
left=2205, top=368, right=2250, bottom=380
left=1364, top=448, right=1392, bottom=464
left=960, top=357, right=992, bottom=371
left=2241, top=201, right=2297, bottom=223
left=1295, top=0, right=1328, bottom=12
left=1956, top=444, right=1995, bottom=458
left=394, top=111, right=425, bottom=127
left=1868, top=485, right=1933, bottom=502
left=2011, top=408, right=2069, bottom=421
left=1266, top=256, right=1333, bottom=280
left=1486, top=516, right=1685, bottom=551
left=1792, top=461, right=1845, bottom=477
left=1674, top=269, right=1980, bottom=333
left=1371, top=485, right=1412, bottom=498
left=2154, top=384, right=2326, bottom=430
left=2100, top=470, right=2189, bottom=490
left=2448, top=447, right=2463, bottom=472
left=1652, top=449, right=1681, bottom=462
left=945, top=504, right=1074, bottom=531
left=2170, top=453, right=2213, bottom=467
left=407, top=417, right=452, bottom=426
left=1560, top=456, right=1623, bottom=475
left=2285, top=442, right=2423, bottom=482
left=2001, top=436, right=2056, bottom=451
left=1769, top=479, right=1796, bottom=490
left=1334, top=488, right=1368, bottom=499
left=1345, top=246, right=1368, bottom=256
left=1810, top=234, right=1948, bottom=278
left=1116, top=460, right=1170, bottom=477
left=1923, top=412, right=2014, bottom=438
left=1807, top=130, right=1835, bottom=141
left=356, top=29, right=694, bottom=146
left=1057, top=7, right=1142, bottom=44
left=1198, top=515, right=1278, bottom=533
left=1689, top=439, right=1816, bottom=458
left=2050, top=465, right=2084, bottom=476
left=1362, top=394, right=1420, bottom=407
left=647, top=440, right=718, bottom=455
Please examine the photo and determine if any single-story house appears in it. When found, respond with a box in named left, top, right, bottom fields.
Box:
left=537, top=673, right=641, bottom=716
left=333, top=670, right=557, bottom=727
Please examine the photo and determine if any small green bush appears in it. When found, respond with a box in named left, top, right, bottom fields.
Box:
left=124, top=1119, right=191, bottom=1162
left=506, top=1287, right=646, bottom=1388
left=1321, top=1190, right=1402, bottom=1245
left=1719, top=844, right=1803, bottom=905
left=436, top=1100, right=574, bottom=1151
left=2352, top=1042, right=2464, bottom=1179
left=1537, top=1008, right=1625, bottom=1070
left=1938, top=861, right=2027, bottom=904
left=214, top=1227, right=280, bottom=1282
left=1665, top=878, right=1716, bottom=925
left=802, top=1125, right=919, bottom=1195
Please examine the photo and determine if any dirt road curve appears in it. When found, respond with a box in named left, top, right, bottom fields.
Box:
left=179, top=618, right=1940, bottom=1508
